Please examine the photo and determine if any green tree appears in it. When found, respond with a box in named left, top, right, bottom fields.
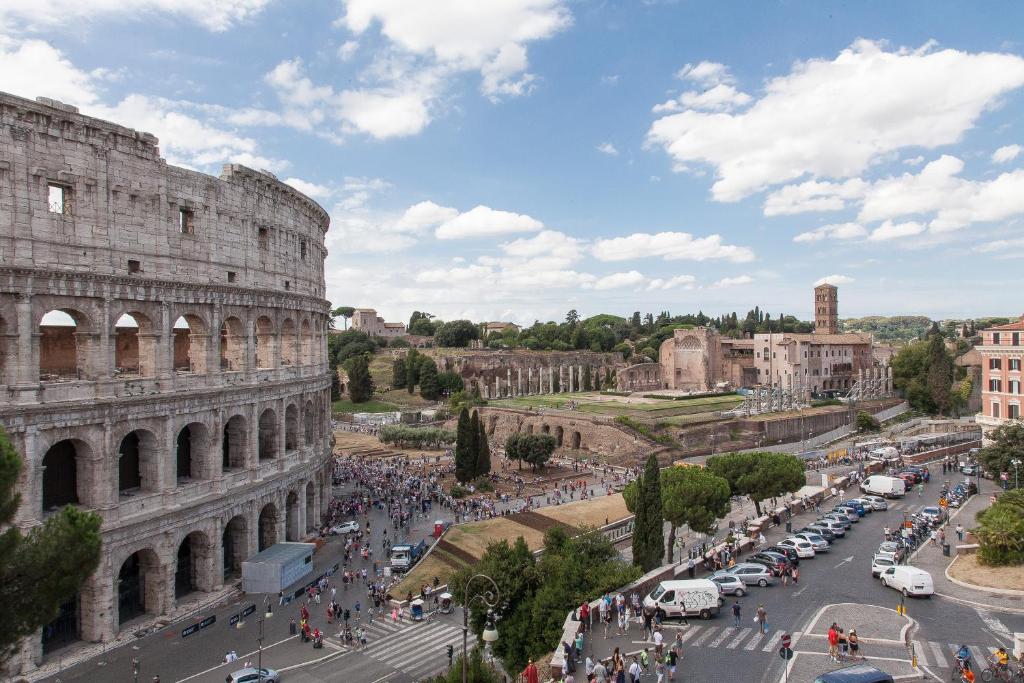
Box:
left=706, top=451, right=806, bottom=516
left=419, top=359, right=441, bottom=400
left=331, top=306, right=355, bottom=330
left=974, top=490, right=1024, bottom=566
left=406, top=348, right=421, bottom=393
left=856, top=411, right=881, bottom=432
left=0, top=428, right=103, bottom=663
left=344, top=354, right=375, bottom=403
left=436, top=370, right=464, bottom=396
left=434, top=320, right=480, bottom=348
left=392, top=357, right=407, bottom=389
left=330, top=370, right=342, bottom=402
left=926, top=332, right=954, bottom=415
left=582, top=364, right=593, bottom=391
left=476, top=413, right=491, bottom=478
left=978, top=423, right=1024, bottom=490
left=455, top=408, right=475, bottom=482
left=409, top=317, right=436, bottom=336
left=469, top=410, right=482, bottom=479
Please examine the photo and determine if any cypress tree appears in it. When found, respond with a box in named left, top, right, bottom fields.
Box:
left=631, top=469, right=650, bottom=570
left=419, top=360, right=441, bottom=400
left=406, top=348, right=420, bottom=394
left=642, top=453, right=664, bottom=569
left=469, top=410, right=481, bottom=479
left=392, top=357, right=407, bottom=389
left=476, top=415, right=491, bottom=478
left=455, top=408, right=473, bottom=482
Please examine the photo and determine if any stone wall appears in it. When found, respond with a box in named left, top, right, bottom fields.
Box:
left=615, top=362, right=662, bottom=392
left=0, top=92, right=333, bottom=674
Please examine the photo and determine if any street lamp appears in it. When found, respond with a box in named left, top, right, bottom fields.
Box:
left=256, top=615, right=265, bottom=683
left=461, top=573, right=500, bottom=683
left=1012, top=459, right=1022, bottom=490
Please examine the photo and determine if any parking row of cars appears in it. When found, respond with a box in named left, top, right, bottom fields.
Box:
left=709, top=496, right=882, bottom=595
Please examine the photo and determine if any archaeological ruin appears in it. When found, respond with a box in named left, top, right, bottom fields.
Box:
left=0, top=92, right=333, bottom=672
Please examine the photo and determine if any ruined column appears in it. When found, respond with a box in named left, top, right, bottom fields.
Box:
left=549, top=366, right=554, bottom=394
left=494, top=375, right=500, bottom=398
left=568, top=365, right=574, bottom=393
left=507, top=368, right=512, bottom=396
left=517, top=368, right=523, bottom=396
left=528, top=367, right=533, bottom=395
left=579, top=365, right=584, bottom=391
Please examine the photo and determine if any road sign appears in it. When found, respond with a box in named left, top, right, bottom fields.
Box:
left=779, top=646, right=793, bottom=660
left=781, top=633, right=792, bottom=649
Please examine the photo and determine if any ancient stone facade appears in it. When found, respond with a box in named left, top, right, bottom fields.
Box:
left=814, top=283, right=839, bottom=335
left=0, top=92, right=333, bottom=671
left=615, top=362, right=662, bottom=392
left=659, top=327, right=722, bottom=392
left=351, top=307, right=406, bottom=337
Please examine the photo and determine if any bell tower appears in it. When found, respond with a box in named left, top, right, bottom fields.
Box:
left=814, top=283, right=839, bottom=335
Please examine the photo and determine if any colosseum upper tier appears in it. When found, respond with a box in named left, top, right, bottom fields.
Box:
left=0, top=91, right=334, bottom=666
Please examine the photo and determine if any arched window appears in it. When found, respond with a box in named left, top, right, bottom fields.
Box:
left=258, top=409, right=278, bottom=460
left=39, top=309, right=89, bottom=381
left=254, top=316, right=276, bottom=369
left=173, top=315, right=208, bottom=374
left=303, top=400, right=314, bottom=445
left=258, top=503, right=278, bottom=552
left=222, top=415, right=247, bottom=470
left=280, top=318, right=297, bottom=366
left=114, top=312, right=156, bottom=377
left=222, top=516, right=249, bottom=578
left=118, top=430, right=158, bottom=495
left=42, top=440, right=79, bottom=512
left=118, top=549, right=160, bottom=625
left=285, top=490, right=300, bottom=541
left=175, top=423, right=210, bottom=482
left=285, top=404, right=298, bottom=452
left=299, top=319, right=312, bottom=365
left=219, top=317, right=245, bottom=371
left=175, top=532, right=210, bottom=599
left=176, top=427, right=193, bottom=481
left=305, top=482, right=316, bottom=533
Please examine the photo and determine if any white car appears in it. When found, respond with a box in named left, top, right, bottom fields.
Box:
left=792, top=532, right=829, bottom=552
left=871, top=554, right=896, bottom=577
left=778, top=537, right=816, bottom=558
left=329, top=521, right=360, bottom=535
left=875, top=542, right=901, bottom=563
left=861, top=495, right=888, bottom=511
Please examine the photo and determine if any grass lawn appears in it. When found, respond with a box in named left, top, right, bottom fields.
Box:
left=535, top=493, right=630, bottom=528
left=393, top=550, right=465, bottom=596
left=445, top=518, right=546, bottom=558
left=331, top=398, right=399, bottom=414
left=948, top=553, right=1024, bottom=592
left=492, top=392, right=741, bottom=420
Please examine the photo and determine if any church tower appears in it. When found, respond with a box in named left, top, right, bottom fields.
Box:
left=814, top=283, right=839, bottom=335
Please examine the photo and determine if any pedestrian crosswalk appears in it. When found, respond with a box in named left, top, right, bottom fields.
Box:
left=332, top=616, right=465, bottom=681
left=624, top=624, right=802, bottom=653
left=910, top=641, right=1001, bottom=669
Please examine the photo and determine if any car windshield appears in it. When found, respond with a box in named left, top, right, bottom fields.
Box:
left=649, top=585, right=665, bottom=600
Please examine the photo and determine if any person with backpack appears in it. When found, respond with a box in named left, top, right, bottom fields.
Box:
left=732, top=600, right=742, bottom=628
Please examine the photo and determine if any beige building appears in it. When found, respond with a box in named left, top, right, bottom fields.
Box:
left=351, top=308, right=406, bottom=338
left=483, top=321, right=521, bottom=336
left=0, top=93, right=333, bottom=673
left=976, top=315, right=1024, bottom=443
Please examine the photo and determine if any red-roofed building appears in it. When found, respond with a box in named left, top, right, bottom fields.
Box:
left=977, top=315, right=1024, bottom=443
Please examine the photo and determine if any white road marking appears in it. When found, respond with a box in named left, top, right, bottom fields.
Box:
left=689, top=627, right=717, bottom=647
left=762, top=631, right=784, bottom=652
left=727, top=627, right=753, bottom=649
left=709, top=627, right=733, bottom=648
left=928, top=641, right=948, bottom=668
left=913, top=640, right=928, bottom=666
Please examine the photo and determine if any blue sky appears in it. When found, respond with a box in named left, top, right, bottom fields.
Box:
left=3, top=1, right=1024, bottom=325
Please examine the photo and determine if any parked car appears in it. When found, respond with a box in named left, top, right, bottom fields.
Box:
left=820, top=514, right=852, bottom=530
left=879, top=566, right=934, bottom=597
left=838, top=500, right=867, bottom=516
left=749, top=551, right=792, bottom=576
left=814, top=519, right=847, bottom=536
left=710, top=573, right=746, bottom=597
left=800, top=525, right=836, bottom=542
left=871, top=554, right=896, bottom=577
left=329, top=520, right=360, bottom=535
left=919, top=506, right=944, bottom=524
left=813, top=664, right=895, bottom=683
left=829, top=507, right=859, bottom=523
left=777, top=537, right=816, bottom=558
left=765, top=544, right=802, bottom=564
left=792, top=532, right=829, bottom=552
left=960, top=462, right=978, bottom=476
left=898, top=470, right=922, bottom=484
left=861, top=495, right=888, bottom=511
left=875, top=542, right=902, bottom=563
left=716, top=563, right=776, bottom=587
left=228, top=668, right=281, bottom=683
left=844, top=498, right=873, bottom=514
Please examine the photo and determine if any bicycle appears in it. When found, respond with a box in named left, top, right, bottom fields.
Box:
left=979, top=656, right=1022, bottom=682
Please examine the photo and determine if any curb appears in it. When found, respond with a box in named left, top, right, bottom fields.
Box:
left=943, top=554, right=1024, bottom=597
left=933, top=591, right=1024, bottom=615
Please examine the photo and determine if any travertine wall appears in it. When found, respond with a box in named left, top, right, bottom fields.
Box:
left=0, top=92, right=334, bottom=673
left=427, top=349, right=624, bottom=397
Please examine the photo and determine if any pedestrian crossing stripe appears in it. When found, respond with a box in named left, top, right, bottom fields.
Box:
left=727, top=628, right=754, bottom=649
left=335, top=620, right=466, bottom=681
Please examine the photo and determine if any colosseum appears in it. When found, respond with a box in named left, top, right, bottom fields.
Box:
left=0, top=92, right=334, bottom=672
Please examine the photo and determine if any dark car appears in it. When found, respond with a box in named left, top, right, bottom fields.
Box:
left=837, top=500, right=866, bottom=516
left=749, top=551, right=791, bottom=576
left=813, top=664, right=894, bottom=683
left=765, top=544, right=801, bottom=565
left=897, top=470, right=921, bottom=484
left=800, top=525, right=836, bottom=542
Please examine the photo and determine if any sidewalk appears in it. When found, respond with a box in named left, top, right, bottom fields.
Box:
left=912, top=478, right=1024, bottom=613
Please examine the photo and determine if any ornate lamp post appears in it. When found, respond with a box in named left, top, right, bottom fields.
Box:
left=461, top=573, right=500, bottom=683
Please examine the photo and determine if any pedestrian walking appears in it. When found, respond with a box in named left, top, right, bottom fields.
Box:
left=732, top=600, right=741, bottom=628
left=792, top=566, right=799, bottom=584
left=755, top=604, right=767, bottom=635
left=628, top=656, right=643, bottom=683
left=956, top=523, right=964, bottom=541
left=781, top=565, right=789, bottom=587
left=687, top=556, right=695, bottom=578
left=289, top=617, right=297, bottom=635
left=522, top=658, right=540, bottom=683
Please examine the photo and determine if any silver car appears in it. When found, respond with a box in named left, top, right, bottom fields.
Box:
left=814, top=519, right=847, bottom=536
left=716, top=563, right=776, bottom=587
left=711, top=573, right=746, bottom=596
left=793, top=532, right=830, bottom=551
left=861, top=495, right=888, bottom=510
left=821, top=513, right=852, bottom=530
left=228, top=668, right=280, bottom=683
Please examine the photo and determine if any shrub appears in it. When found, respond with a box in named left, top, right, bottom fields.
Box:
left=449, top=484, right=469, bottom=499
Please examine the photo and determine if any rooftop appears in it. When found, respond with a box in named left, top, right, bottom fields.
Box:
left=985, top=315, right=1024, bottom=331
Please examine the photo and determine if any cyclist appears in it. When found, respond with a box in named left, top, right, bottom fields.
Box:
left=993, top=647, right=1010, bottom=674
left=956, top=644, right=972, bottom=672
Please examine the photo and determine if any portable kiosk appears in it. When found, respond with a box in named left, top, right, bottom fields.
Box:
left=439, top=593, right=453, bottom=614
left=410, top=598, right=425, bottom=621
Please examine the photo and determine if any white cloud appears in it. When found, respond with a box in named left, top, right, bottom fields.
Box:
left=500, top=230, right=584, bottom=261
left=903, top=156, right=925, bottom=166
left=992, top=144, right=1022, bottom=164
left=0, top=37, right=100, bottom=107
left=676, top=61, right=733, bottom=87
left=647, top=40, right=1024, bottom=202
left=709, top=275, right=753, bottom=289
left=435, top=205, right=544, bottom=239
left=596, top=142, right=619, bottom=156
left=0, top=0, right=270, bottom=32
left=653, top=84, right=752, bottom=114
left=591, top=271, right=645, bottom=290
left=974, top=236, right=1024, bottom=256
left=793, top=223, right=867, bottom=243
left=867, top=220, right=926, bottom=241
left=284, top=178, right=333, bottom=200
left=396, top=201, right=459, bottom=232
left=814, top=274, right=855, bottom=286
left=646, top=275, right=696, bottom=291
left=763, top=178, right=867, bottom=216
left=338, top=40, right=359, bottom=61
left=591, top=231, right=754, bottom=263
left=341, top=0, right=571, bottom=100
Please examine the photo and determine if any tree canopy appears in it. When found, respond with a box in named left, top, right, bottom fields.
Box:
left=706, top=451, right=805, bottom=516
left=434, top=320, right=480, bottom=348
left=978, top=422, right=1024, bottom=490
left=891, top=332, right=960, bottom=415
left=974, top=489, right=1024, bottom=566
left=343, top=353, right=375, bottom=403
left=455, top=408, right=475, bottom=483
left=629, top=454, right=665, bottom=571
left=0, top=428, right=102, bottom=663
left=419, top=359, right=441, bottom=401
left=504, top=433, right=556, bottom=471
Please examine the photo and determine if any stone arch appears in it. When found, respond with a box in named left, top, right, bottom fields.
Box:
left=285, top=403, right=299, bottom=452
left=42, top=592, right=80, bottom=653
left=222, top=414, right=248, bottom=470
left=280, top=318, right=297, bottom=366
left=173, top=314, right=208, bottom=374
left=113, top=311, right=157, bottom=377
left=525, top=424, right=534, bottom=435
left=679, top=336, right=702, bottom=351
left=219, top=316, right=245, bottom=371
left=117, top=547, right=162, bottom=625
left=571, top=431, right=582, bottom=449
left=254, top=315, right=276, bottom=369
left=258, top=502, right=279, bottom=552
left=305, top=481, right=316, bottom=532
left=300, top=319, right=312, bottom=365
left=117, top=428, right=159, bottom=495
left=222, top=515, right=249, bottom=579
left=286, top=490, right=300, bottom=541
left=41, top=438, right=91, bottom=513
left=541, top=424, right=550, bottom=435
left=176, top=422, right=211, bottom=482
left=554, top=425, right=564, bottom=447
left=175, top=530, right=213, bottom=599
left=39, top=308, right=93, bottom=381
left=303, top=399, right=315, bottom=444
left=258, top=408, right=279, bottom=460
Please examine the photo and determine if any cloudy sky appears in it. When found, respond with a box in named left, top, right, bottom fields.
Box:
left=3, top=1, right=1024, bottom=324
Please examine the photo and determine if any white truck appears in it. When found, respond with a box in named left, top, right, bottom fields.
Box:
left=643, top=579, right=721, bottom=620
left=860, top=474, right=906, bottom=498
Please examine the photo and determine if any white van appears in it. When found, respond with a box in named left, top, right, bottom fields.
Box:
left=643, top=579, right=721, bottom=620
left=860, top=475, right=906, bottom=498
left=879, top=566, right=934, bottom=597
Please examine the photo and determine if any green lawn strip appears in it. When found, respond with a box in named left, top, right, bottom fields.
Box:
left=331, top=398, right=400, bottom=413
